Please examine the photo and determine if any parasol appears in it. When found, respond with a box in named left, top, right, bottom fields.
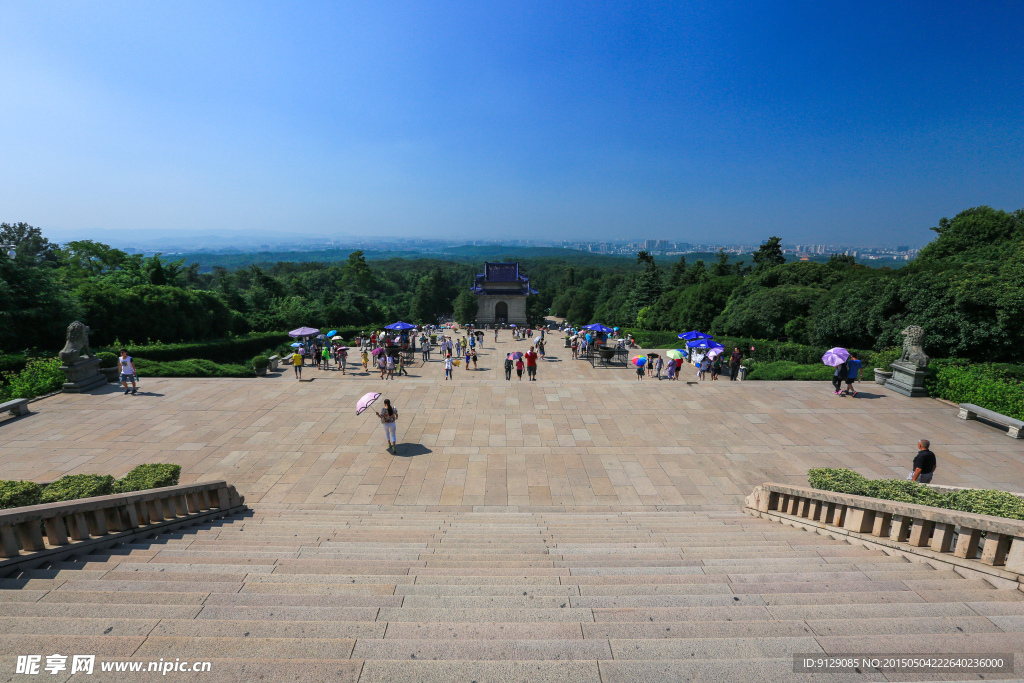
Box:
left=822, top=348, right=850, bottom=367
left=356, top=392, right=381, bottom=415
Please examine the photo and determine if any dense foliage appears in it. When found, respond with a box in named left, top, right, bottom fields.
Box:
left=0, top=358, right=64, bottom=401
left=807, top=468, right=1024, bottom=521
left=0, top=464, right=181, bottom=510
left=2, top=205, right=1022, bottom=366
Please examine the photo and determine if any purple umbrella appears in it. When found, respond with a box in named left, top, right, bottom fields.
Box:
left=289, top=326, right=320, bottom=338
left=371, top=348, right=385, bottom=356
left=507, top=352, right=523, bottom=360
left=822, top=347, right=850, bottom=367
left=356, top=392, right=381, bottom=415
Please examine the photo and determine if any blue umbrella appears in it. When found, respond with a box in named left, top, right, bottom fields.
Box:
left=326, top=330, right=338, bottom=338
left=686, top=338, right=718, bottom=349
left=583, top=324, right=614, bottom=334
left=678, top=330, right=712, bottom=341
left=384, top=321, right=417, bottom=331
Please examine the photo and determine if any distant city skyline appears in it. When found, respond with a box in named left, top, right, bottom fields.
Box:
left=2, top=2, right=1022, bottom=245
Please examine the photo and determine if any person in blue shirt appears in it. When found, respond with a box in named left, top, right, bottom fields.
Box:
left=845, top=356, right=863, bottom=397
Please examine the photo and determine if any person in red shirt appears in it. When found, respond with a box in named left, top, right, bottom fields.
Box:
left=525, top=347, right=538, bottom=381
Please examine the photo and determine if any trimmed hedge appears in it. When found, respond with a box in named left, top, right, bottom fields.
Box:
left=133, top=358, right=254, bottom=378
left=96, top=351, right=118, bottom=368
left=114, top=463, right=181, bottom=493
left=745, top=361, right=836, bottom=381
left=251, top=355, right=270, bottom=370
left=926, top=361, right=1024, bottom=421
left=39, top=474, right=116, bottom=504
left=107, top=332, right=291, bottom=364
left=0, top=358, right=65, bottom=402
left=0, top=464, right=182, bottom=510
left=0, top=480, right=43, bottom=509
left=808, top=468, right=1024, bottom=521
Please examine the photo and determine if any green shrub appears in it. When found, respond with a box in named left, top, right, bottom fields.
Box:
left=0, top=480, right=43, bottom=510
left=870, top=346, right=900, bottom=371
left=807, top=467, right=1024, bottom=521
left=745, top=361, right=836, bottom=381
left=103, top=332, right=291, bottom=364
left=40, top=474, right=115, bottom=504
left=251, top=355, right=270, bottom=370
left=133, top=358, right=254, bottom=378
left=0, top=358, right=65, bottom=402
left=96, top=352, right=118, bottom=368
left=115, top=464, right=181, bottom=493
left=926, top=362, right=1024, bottom=421
left=0, top=353, right=30, bottom=375
left=808, top=467, right=870, bottom=496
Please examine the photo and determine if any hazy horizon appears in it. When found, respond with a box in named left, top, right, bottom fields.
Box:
left=2, top=1, right=1022, bottom=246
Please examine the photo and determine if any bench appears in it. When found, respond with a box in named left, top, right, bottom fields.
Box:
left=1, top=399, right=29, bottom=417
left=958, top=403, right=1023, bottom=439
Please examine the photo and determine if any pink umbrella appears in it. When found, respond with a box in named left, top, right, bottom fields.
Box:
left=822, top=347, right=850, bottom=367
left=371, top=348, right=385, bottom=356
left=356, top=392, right=381, bottom=415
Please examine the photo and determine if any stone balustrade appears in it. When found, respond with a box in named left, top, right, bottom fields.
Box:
left=746, top=483, right=1024, bottom=581
left=0, top=481, right=244, bottom=576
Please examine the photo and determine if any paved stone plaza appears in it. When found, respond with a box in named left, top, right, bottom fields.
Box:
left=2, top=335, right=1022, bottom=505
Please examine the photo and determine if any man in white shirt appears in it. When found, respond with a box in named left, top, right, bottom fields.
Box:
left=118, top=350, right=137, bottom=395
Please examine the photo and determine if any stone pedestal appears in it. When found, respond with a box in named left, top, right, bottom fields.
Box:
left=60, top=357, right=106, bottom=393
left=884, top=361, right=929, bottom=397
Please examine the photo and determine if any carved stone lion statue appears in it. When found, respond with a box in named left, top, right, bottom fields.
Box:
left=59, top=321, right=95, bottom=365
left=899, top=325, right=929, bottom=368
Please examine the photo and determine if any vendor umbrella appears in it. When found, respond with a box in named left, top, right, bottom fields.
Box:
left=289, top=326, right=320, bottom=337
left=686, top=338, right=715, bottom=349
left=678, top=330, right=712, bottom=341
left=384, top=321, right=417, bottom=331
left=356, top=392, right=381, bottom=415
left=822, top=347, right=850, bottom=367
left=583, top=323, right=614, bottom=334
left=631, top=356, right=647, bottom=367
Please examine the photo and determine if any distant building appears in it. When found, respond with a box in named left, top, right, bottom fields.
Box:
left=470, top=262, right=537, bottom=326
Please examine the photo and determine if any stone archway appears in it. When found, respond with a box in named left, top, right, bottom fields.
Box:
left=494, top=301, right=508, bottom=324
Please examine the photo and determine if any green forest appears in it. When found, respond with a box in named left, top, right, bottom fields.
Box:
left=1, top=205, right=1022, bottom=366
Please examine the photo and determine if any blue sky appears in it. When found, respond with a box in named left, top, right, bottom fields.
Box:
left=1, top=1, right=1021, bottom=246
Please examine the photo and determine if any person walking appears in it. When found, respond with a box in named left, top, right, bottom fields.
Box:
left=832, top=360, right=849, bottom=395
left=422, top=338, right=430, bottom=362
left=666, top=358, right=676, bottom=381
left=636, top=360, right=645, bottom=381
left=654, top=356, right=664, bottom=380
left=711, top=354, right=722, bottom=381
left=291, top=348, right=303, bottom=379
left=377, top=353, right=387, bottom=379
left=525, top=346, right=538, bottom=381
left=729, top=347, right=742, bottom=381
left=910, top=439, right=937, bottom=483
left=515, top=355, right=525, bottom=380
left=386, top=353, right=396, bottom=380
left=537, top=339, right=545, bottom=359
left=322, top=345, right=330, bottom=370
left=118, top=350, right=138, bottom=394
left=361, top=348, right=369, bottom=372
left=397, top=353, right=407, bottom=377
left=375, top=399, right=399, bottom=454
left=845, top=355, right=862, bottom=397
left=504, top=354, right=513, bottom=380
left=494, top=327, right=498, bottom=342
left=464, top=347, right=471, bottom=372
left=339, top=347, right=347, bottom=375
left=471, top=349, right=478, bottom=370
left=444, top=354, right=453, bottom=380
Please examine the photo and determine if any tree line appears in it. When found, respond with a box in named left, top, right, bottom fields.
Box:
left=2, top=205, right=1021, bottom=361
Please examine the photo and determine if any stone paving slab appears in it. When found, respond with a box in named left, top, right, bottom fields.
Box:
left=2, top=336, right=1021, bottom=507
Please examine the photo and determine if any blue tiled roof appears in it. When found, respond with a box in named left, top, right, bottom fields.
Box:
left=484, top=263, right=519, bottom=282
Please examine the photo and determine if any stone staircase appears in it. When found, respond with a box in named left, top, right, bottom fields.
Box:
left=2, top=505, right=1023, bottom=682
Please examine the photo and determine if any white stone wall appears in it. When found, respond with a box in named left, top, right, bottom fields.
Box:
left=475, top=294, right=528, bottom=325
